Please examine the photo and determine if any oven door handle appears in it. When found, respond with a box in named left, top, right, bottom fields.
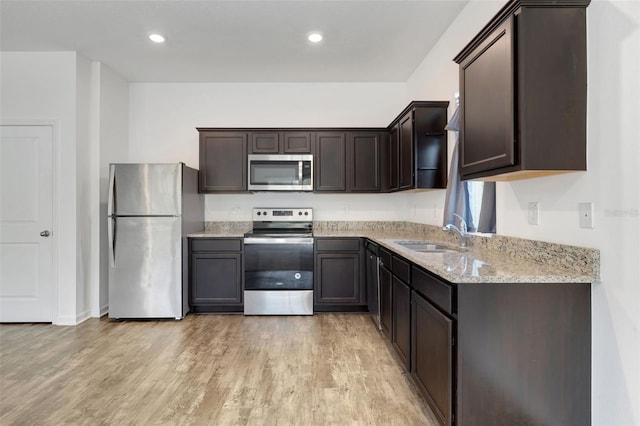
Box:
left=243, top=237, right=314, bottom=245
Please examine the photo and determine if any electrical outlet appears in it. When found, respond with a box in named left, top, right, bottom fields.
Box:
left=528, top=202, right=539, bottom=225
left=579, top=202, right=594, bottom=228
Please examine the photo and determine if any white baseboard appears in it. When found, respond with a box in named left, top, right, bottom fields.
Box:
left=75, top=310, right=91, bottom=324
left=55, top=310, right=91, bottom=326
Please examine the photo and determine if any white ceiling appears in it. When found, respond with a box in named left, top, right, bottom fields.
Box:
left=0, top=0, right=468, bottom=83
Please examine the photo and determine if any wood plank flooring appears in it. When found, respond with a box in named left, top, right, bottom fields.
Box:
left=1, top=314, right=438, bottom=425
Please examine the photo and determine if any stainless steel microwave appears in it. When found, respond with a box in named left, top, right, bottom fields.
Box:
left=248, top=154, right=313, bottom=191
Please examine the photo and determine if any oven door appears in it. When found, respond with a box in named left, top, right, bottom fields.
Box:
left=243, top=237, right=314, bottom=290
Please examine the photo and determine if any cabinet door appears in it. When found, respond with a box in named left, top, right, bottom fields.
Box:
left=199, top=131, right=247, bottom=192
left=283, top=132, right=313, bottom=153
left=315, top=253, right=360, bottom=305
left=388, top=125, right=399, bottom=191
left=348, top=132, right=381, bottom=192
left=379, top=264, right=393, bottom=339
left=459, top=16, right=515, bottom=177
left=414, top=106, right=448, bottom=189
left=392, top=276, right=411, bottom=370
left=190, top=253, right=243, bottom=305
left=399, top=112, right=414, bottom=190
left=411, top=291, right=453, bottom=426
left=250, top=132, right=280, bottom=154
left=315, top=132, right=346, bottom=192
left=365, top=246, right=379, bottom=315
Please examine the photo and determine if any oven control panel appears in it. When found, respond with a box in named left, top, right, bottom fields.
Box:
left=252, top=208, right=313, bottom=221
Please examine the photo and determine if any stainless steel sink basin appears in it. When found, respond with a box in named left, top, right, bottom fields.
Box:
left=393, top=240, right=457, bottom=253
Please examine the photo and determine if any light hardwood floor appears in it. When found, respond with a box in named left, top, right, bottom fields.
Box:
left=1, top=314, right=438, bottom=425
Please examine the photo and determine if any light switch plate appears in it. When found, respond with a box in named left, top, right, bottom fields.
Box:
left=579, top=202, right=594, bottom=228
left=528, top=202, right=539, bottom=225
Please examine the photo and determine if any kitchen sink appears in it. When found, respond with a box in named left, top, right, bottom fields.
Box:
left=393, top=240, right=458, bottom=253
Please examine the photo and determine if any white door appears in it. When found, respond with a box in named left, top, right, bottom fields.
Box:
left=0, top=125, right=54, bottom=322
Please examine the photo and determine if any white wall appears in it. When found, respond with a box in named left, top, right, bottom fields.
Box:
left=0, top=52, right=124, bottom=324
left=205, top=192, right=413, bottom=222
left=128, top=82, right=408, bottom=220
left=0, top=52, right=79, bottom=324
left=129, top=82, right=406, bottom=168
left=76, top=54, right=92, bottom=323
left=96, top=64, right=129, bottom=316
left=406, top=1, right=640, bottom=424
left=404, top=0, right=504, bottom=226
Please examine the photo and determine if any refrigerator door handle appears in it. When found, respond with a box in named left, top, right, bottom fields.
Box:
left=107, top=165, right=115, bottom=217
left=108, top=217, right=116, bottom=267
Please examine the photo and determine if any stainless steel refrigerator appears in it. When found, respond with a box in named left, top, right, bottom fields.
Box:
left=107, top=163, right=203, bottom=319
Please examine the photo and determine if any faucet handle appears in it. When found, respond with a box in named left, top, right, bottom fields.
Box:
left=452, top=213, right=468, bottom=234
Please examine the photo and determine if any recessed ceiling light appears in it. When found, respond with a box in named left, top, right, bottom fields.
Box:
left=307, top=32, right=323, bottom=43
left=149, top=33, right=166, bottom=43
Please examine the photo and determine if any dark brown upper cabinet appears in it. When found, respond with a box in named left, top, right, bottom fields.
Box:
left=315, top=132, right=347, bottom=192
left=197, top=101, right=448, bottom=193
left=387, top=102, right=449, bottom=191
left=454, top=0, right=589, bottom=181
left=314, top=130, right=383, bottom=193
left=249, top=131, right=313, bottom=154
left=283, top=131, right=313, bottom=153
left=399, top=112, right=414, bottom=190
left=250, top=132, right=280, bottom=154
left=198, top=130, right=247, bottom=192
left=348, top=131, right=382, bottom=192
left=387, top=125, right=400, bottom=191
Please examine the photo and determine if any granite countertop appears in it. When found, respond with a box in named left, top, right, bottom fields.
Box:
left=188, top=231, right=246, bottom=238
left=189, top=222, right=599, bottom=285
left=316, top=230, right=595, bottom=284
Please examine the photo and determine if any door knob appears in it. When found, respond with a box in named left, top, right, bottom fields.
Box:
left=40, top=230, right=50, bottom=237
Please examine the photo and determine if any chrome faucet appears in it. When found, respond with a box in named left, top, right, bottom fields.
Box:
left=443, top=213, right=469, bottom=248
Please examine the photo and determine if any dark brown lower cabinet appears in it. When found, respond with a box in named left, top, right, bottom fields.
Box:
left=189, top=238, right=243, bottom=313
left=379, top=250, right=393, bottom=339
left=456, top=283, right=591, bottom=426
left=314, top=238, right=366, bottom=312
left=379, top=263, right=393, bottom=339
left=392, top=277, right=411, bottom=370
left=411, top=291, right=453, bottom=426
left=374, top=252, right=591, bottom=426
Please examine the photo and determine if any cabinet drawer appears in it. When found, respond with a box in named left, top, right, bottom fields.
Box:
left=315, top=238, right=360, bottom=252
left=392, top=256, right=411, bottom=284
left=380, top=248, right=392, bottom=269
left=412, top=266, right=453, bottom=314
left=190, top=238, right=242, bottom=252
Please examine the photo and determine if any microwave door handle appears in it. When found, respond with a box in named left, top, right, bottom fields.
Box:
left=299, top=161, right=303, bottom=185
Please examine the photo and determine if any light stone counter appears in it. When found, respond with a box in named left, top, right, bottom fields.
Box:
left=188, top=221, right=251, bottom=238
left=190, top=221, right=600, bottom=285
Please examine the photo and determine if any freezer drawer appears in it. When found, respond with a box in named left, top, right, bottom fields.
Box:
left=108, top=216, right=182, bottom=319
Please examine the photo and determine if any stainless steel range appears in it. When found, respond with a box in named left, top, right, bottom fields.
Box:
left=243, top=208, right=314, bottom=315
